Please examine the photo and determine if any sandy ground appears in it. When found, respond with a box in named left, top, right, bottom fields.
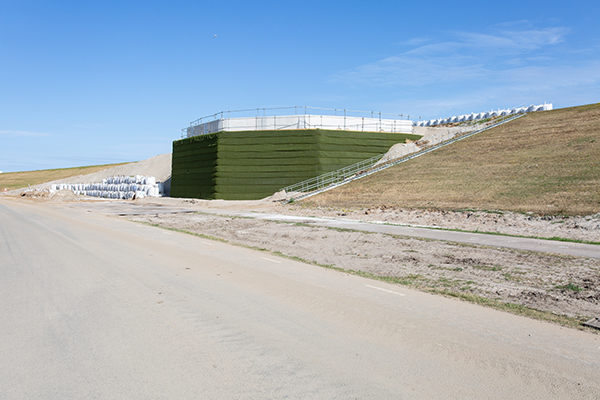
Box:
left=125, top=204, right=600, bottom=320
left=271, top=204, right=600, bottom=242
left=134, top=196, right=600, bottom=243
left=4, top=199, right=599, bottom=399
left=9, top=151, right=600, bottom=323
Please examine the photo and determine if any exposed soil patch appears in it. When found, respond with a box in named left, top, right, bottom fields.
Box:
left=274, top=203, right=600, bottom=243
left=125, top=211, right=600, bottom=320
left=19, top=188, right=80, bottom=202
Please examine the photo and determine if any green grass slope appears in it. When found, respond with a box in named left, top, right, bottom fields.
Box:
left=308, top=103, right=600, bottom=216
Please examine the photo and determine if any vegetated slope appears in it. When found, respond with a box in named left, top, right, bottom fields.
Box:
left=0, top=162, right=132, bottom=191
left=308, top=103, right=600, bottom=216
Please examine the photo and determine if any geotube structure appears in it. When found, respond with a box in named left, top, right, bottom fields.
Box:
left=414, top=103, right=552, bottom=127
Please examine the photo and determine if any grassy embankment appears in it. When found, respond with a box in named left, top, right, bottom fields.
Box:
left=0, top=163, right=131, bottom=191
left=308, top=103, right=600, bottom=216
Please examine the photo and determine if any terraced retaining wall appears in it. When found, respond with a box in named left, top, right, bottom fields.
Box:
left=171, top=129, right=421, bottom=200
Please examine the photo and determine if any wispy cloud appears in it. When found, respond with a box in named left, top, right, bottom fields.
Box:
left=498, top=61, right=600, bottom=88
left=71, top=123, right=108, bottom=129
left=0, top=130, right=50, bottom=137
left=377, top=60, right=600, bottom=120
left=330, top=24, right=600, bottom=118
left=331, top=26, right=572, bottom=87
left=334, top=54, right=486, bottom=86
left=449, top=27, right=568, bottom=53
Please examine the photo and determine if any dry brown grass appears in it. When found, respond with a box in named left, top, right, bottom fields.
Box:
left=308, top=103, right=600, bottom=216
left=0, top=162, right=131, bottom=191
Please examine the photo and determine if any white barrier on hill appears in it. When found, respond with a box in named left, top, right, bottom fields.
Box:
left=50, top=175, right=165, bottom=199
left=414, top=103, right=552, bottom=127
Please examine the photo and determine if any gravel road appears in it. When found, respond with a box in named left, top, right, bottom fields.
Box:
left=1, top=197, right=600, bottom=399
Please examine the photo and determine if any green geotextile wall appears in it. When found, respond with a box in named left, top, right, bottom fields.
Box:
left=170, top=129, right=421, bottom=200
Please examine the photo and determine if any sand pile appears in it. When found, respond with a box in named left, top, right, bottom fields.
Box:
left=13, top=153, right=172, bottom=195
left=52, top=153, right=172, bottom=184
left=376, top=125, right=479, bottom=166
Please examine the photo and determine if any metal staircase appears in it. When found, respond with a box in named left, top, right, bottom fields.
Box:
left=280, top=114, right=525, bottom=202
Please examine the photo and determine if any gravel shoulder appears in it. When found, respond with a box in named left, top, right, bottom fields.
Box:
left=121, top=198, right=600, bottom=324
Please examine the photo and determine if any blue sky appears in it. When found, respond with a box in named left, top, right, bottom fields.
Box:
left=1, top=0, right=599, bottom=172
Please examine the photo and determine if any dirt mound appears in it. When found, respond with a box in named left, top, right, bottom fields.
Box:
left=51, top=153, right=171, bottom=184
left=49, top=189, right=80, bottom=202
left=11, top=153, right=171, bottom=195
left=16, top=188, right=81, bottom=202
left=19, top=189, right=51, bottom=199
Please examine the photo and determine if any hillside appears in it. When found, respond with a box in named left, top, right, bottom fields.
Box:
left=0, top=162, right=132, bottom=191
left=1, top=153, right=172, bottom=193
left=307, top=103, right=600, bottom=215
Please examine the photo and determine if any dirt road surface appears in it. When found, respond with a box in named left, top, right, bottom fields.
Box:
left=57, top=199, right=599, bottom=319
left=1, top=197, right=600, bottom=399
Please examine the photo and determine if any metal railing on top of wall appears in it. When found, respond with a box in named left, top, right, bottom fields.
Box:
left=189, top=106, right=413, bottom=126
left=181, top=106, right=413, bottom=138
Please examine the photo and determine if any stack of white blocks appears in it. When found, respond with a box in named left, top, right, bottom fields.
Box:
left=51, top=175, right=164, bottom=199
left=414, top=103, right=553, bottom=127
